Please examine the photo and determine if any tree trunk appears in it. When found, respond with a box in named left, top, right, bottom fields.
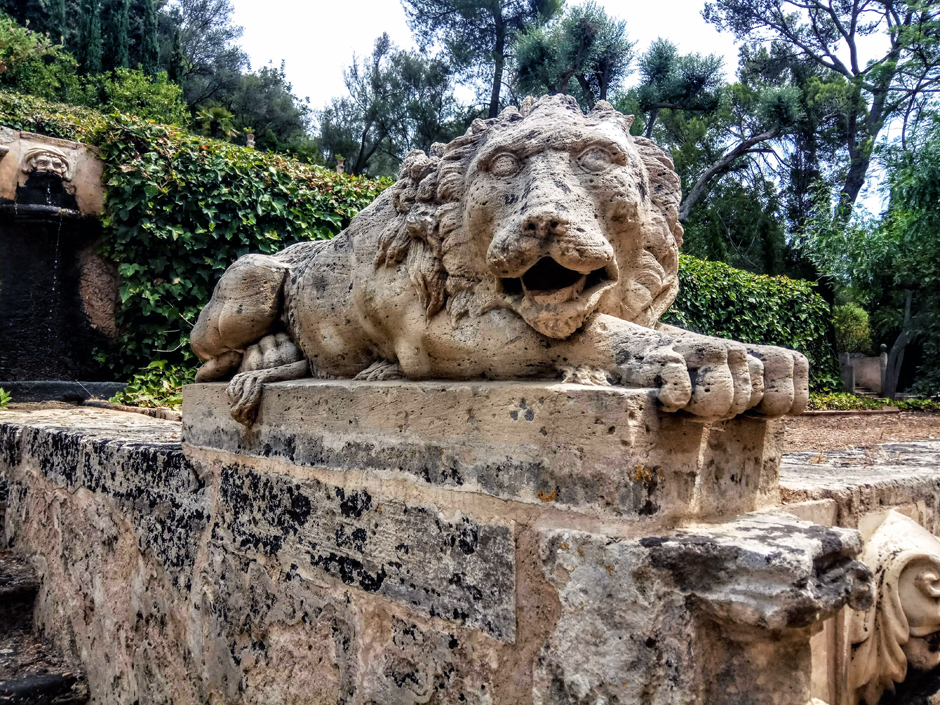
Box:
left=488, top=17, right=505, bottom=119
left=883, top=291, right=913, bottom=400
left=678, top=128, right=778, bottom=223
left=645, top=108, right=660, bottom=138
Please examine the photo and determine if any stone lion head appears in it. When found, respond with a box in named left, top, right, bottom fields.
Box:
left=375, top=94, right=683, bottom=339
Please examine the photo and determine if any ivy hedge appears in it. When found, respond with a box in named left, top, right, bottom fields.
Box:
left=0, top=90, right=837, bottom=392
left=0, top=90, right=389, bottom=375
left=664, top=255, right=839, bottom=389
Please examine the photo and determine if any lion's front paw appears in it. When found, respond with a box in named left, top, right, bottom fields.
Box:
left=744, top=344, right=809, bottom=416
left=669, top=335, right=808, bottom=420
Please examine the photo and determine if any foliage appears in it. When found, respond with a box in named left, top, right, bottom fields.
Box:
left=514, top=2, right=634, bottom=109
left=0, top=10, right=54, bottom=74
left=833, top=303, right=872, bottom=355
left=402, top=0, right=562, bottom=118
left=0, top=89, right=390, bottom=376
left=703, top=0, right=940, bottom=217
left=318, top=34, right=460, bottom=176
left=0, top=388, right=10, bottom=408
left=165, top=0, right=247, bottom=104
left=633, top=38, right=724, bottom=138
left=110, top=359, right=194, bottom=409
left=808, top=392, right=940, bottom=411
left=78, top=0, right=102, bottom=74
left=82, top=68, right=188, bottom=124
left=664, top=255, right=839, bottom=389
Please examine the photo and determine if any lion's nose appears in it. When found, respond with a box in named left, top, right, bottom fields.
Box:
left=522, top=213, right=569, bottom=238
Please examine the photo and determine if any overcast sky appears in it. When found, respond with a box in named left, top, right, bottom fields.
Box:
left=229, top=0, right=743, bottom=109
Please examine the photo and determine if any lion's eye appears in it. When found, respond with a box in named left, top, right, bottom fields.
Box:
left=577, top=147, right=615, bottom=173
left=489, top=153, right=521, bottom=178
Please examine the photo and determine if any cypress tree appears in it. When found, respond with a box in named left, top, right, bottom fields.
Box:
left=140, top=0, right=159, bottom=74
left=50, top=0, right=68, bottom=44
left=112, top=0, right=131, bottom=68
left=79, top=0, right=103, bottom=74
left=168, top=28, right=185, bottom=83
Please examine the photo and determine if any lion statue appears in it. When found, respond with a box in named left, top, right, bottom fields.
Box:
left=191, top=95, right=808, bottom=426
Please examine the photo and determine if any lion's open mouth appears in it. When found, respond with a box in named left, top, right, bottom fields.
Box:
left=502, top=257, right=614, bottom=305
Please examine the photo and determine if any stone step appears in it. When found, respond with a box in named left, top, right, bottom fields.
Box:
left=855, top=385, right=881, bottom=398
left=0, top=552, right=88, bottom=704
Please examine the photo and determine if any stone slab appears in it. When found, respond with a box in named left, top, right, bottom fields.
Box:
left=780, top=440, right=940, bottom=530
left=0, top=381, right=125, bottom=403
left=184, top=380, right=782, bottom=521
left=214, top=463, right=515, bottom=641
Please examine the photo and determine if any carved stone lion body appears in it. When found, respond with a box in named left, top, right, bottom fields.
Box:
left=192, top=95, right=808, bottom=425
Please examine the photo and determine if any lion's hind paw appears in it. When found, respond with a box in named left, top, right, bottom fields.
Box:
left=559, top=365, right=612, bottom=386
left=354, top=360, right=405, bottom=382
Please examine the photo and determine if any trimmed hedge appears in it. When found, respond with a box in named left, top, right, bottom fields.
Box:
left=0, top=90, right=390, bottom=374
left=1, top=91, right=837, bottom=390
left=664, top=255, right=839, bottom=389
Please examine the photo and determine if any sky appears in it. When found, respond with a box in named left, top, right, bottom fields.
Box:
left=229, top=0, right=743, bottom=110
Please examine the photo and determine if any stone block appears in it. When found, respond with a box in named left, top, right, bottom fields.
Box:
left=213, top=463, right=516, bottom=641
left=184, top=380, right=782, bottom=521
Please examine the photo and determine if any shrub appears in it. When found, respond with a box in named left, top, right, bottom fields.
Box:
left=664, top=255, right=839, bottom=390
left=833, top=303, right=872, bottom=354
left=0, top=90, right=390, bottom=377
left=0, top=388, right=10, bottom=408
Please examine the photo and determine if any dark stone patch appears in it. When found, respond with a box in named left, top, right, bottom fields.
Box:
left=0, top=419, right=209, bottom=593
left=215, top=464, right=516, bottom=641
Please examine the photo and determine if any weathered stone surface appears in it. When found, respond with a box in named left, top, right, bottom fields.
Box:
left=0, top=409, right=532, bottom=703
left=188, top=94, right=808, bottom=426
left=847, top=511, right=940, bottom=705
left=213, top=463, right=516, bottom=640
left=537, top=513, right=872, bottom=705
left=781, top=440, right=940, bottom=532
left=184, top=379, right=783, bottom=520
left=0, top=408, right=205, bottom=590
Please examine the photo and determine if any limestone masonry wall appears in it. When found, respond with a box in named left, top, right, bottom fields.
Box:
left=1, top=381, right=914, bottom=705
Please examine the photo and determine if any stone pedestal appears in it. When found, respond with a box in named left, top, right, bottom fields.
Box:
left=174, top=380, right=869, bottom=705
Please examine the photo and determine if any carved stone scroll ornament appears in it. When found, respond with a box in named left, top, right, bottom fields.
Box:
left=849, top=511, right=940, bottom=705
left=21, top=145, right=73, bottom=181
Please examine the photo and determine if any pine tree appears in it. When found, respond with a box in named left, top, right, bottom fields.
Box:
left=168, top=28, right=185, bottom=83
left=111, top=0, right=131, bottom=68
left=140, top=0, right=159, bottom=74
left=79, top=0, right=103, bottom=74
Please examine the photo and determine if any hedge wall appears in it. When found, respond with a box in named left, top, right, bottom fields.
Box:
left=0, top=91, right=837, bottom=389
left=0, top=90, right=389, bottom=374
left=664, top=255, right=838, bottom=389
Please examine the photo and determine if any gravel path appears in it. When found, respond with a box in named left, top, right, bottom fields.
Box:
left=783, top=411, right=940, bottom=452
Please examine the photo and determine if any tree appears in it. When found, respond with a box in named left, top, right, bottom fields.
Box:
left=402, top=0, right=562, bottom=118
left=140, top=0, right=159, bottom=74
left=78, top=0, right=103, bottom=74
left=634, top=39, right=723, bottom=138
left=110, top=0, right=131, bottom=69
left=226, top=63, right=316, bottom=155
left=168, top=28, right=184, bottom=83
left=514, top=2, right=633, bottom=109
left=165, top=0, right=247, bottom=104
left=703, top=0, right=940, bottom=217
left=318, top=34, right=460, bottom=176
left=675, top=82, right=802, bottom=223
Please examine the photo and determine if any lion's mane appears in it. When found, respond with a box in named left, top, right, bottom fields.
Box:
left=375, top=94, right=684, bottom=328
